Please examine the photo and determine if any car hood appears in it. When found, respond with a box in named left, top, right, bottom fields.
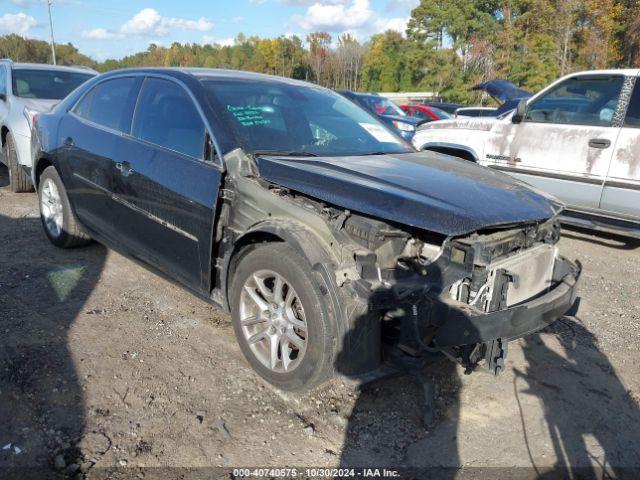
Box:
left=471, top=79, right=532, bottom=103
left=256, top=152, right=562, bottom=236
left=20, top=98, right=59, bottom=113
left=419, top=116, right=498, bottom=132
left=379, top=114, right=423, bottom=126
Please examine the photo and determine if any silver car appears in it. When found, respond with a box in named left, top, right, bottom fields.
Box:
left=0, top=60, right=96, bottom=192
left=413, top=69, right=640, bottom=238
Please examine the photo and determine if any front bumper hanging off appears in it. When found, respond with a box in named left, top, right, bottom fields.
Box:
left=433, top=256, right=582, bottom=347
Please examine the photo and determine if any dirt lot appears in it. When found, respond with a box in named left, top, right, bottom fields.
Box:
left=1, top=164, right=639, bottom=478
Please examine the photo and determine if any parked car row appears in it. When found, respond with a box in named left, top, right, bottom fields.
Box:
left=10, top=66, right=580, bottom=391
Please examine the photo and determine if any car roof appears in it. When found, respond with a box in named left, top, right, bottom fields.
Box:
left=103, top=67, right=323, bottom=89
left=425, top=101, right=465, bottom=107
left=6, top=62, right=97, bottom=75
left=569, top=68, right=640, bottom=77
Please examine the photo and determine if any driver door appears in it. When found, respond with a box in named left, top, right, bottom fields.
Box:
left=486, top=74, right=624, bottom=211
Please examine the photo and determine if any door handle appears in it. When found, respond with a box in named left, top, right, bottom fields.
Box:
left=588, top=138, right=611, bottom=149
left=115, top=161, right=134, bottom=177
left=63, top=137, right=74, bottom=147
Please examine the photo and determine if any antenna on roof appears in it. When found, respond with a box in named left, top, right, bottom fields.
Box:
left=47, top=0, right=57, bottom=65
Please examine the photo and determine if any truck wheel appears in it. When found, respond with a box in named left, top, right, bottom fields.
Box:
left=4, top=134, right=34, bottom=193
left=38, top=166, right=91, bottom=248
left=230, top=243, right=337, bottom=391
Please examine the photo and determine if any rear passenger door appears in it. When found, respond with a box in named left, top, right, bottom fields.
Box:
left=112, top=76, right=222, bottom=293
left=601, top=75, right=640, bottom=220
left=61, top=76, right=141, bottom=234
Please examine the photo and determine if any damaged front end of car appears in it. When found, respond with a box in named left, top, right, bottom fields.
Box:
left=336, top=214, right=580, bottom=376
left=214, top=149, right=581, bottom=378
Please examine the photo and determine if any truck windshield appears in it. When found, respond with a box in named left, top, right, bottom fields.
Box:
left=12, top=69, right=94, bottom=100
left=202, top=79, right=413, bottom=157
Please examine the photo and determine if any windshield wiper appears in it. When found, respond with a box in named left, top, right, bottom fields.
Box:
left=252, top=150, right=318, bottom=157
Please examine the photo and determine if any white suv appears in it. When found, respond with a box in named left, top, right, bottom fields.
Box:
left=0, top=60, right=96, bottom=192
left=413, top=70, right=640, bottom=237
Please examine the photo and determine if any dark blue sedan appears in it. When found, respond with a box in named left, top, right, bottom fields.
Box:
left=30, top=68, right=579, bottom=391
left=337, top=90, right=424, bottom=141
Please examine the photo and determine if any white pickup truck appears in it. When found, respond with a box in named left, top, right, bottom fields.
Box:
left=413, top=70, right=640, bottom=237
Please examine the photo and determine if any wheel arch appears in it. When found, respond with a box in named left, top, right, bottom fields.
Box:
left=32, top=155, right=55, bottom=189
left=219, top=220, right=337, bottom=314
left=421, top=142, right=479, bottom=162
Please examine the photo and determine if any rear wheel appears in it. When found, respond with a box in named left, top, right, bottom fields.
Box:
left=4, top=134, right=34, bottom=193
left=230, top=243, right=337, bottom=391
left=38, top=166, right=91, bottom=248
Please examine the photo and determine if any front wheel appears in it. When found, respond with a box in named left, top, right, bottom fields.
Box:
left=230, top=243, right=337, bottom=391
left=38, top=166, right=91, bottom=248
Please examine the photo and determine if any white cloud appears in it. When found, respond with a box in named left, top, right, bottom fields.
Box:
left=298, top=0, right=372, bottom=31
left=375, top=16, right=409, bottom=33
left=294, top=0, right=408, bottom=37
left=121, top=8, right=213, bottom=36
left=0, top=12, right=37, bottom=35
left=81, top=28, right=124, bottom=40
left=81, top=8, right=213, bottom=40
left=203, top=35, right=235, bottom=47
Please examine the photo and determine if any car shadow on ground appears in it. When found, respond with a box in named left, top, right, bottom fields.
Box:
left=0, top=209, right=107, bottom=477
left=335, top=289, right=639, bottom=476
left=518, top=316, right=640, bottom=478
left=334, top=275, right=468, bottom=476
left=562, top=225, right=640, bottom=250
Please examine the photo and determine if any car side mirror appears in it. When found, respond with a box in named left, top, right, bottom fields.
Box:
left=0, top=93, right=6, bottom=102
left=512, top=99, right=528, bottom=124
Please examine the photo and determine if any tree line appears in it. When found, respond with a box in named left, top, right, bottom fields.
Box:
left=1, top=0, right=638, bottom=104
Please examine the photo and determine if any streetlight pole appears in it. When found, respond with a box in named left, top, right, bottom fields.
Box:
left=47, top=0, right=57, bottom=65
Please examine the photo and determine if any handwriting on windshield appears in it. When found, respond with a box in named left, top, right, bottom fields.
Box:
left=227, top=105, right=272, bottom=127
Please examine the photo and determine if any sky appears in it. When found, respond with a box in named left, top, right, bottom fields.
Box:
left=0, top=0, right=420, bottom=61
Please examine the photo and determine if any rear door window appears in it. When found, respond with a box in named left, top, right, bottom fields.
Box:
left=132, top=78, right=205, bottom=159
left=74, top=77, right=139, bottom=133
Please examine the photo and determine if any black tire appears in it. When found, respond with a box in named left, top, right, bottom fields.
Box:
left=230, top=243, right=337, bottom=391
left=4, top=134, right=34, bottom=193
left=38, top=166, right=91, bottom=248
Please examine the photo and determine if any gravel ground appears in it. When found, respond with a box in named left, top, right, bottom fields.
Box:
left=1, top=164, right=639, bottom=479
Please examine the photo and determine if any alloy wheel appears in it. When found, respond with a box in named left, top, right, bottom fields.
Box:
left=238, top=269, right=308, bottom=373
left=40, top=178, right=63, bottom=238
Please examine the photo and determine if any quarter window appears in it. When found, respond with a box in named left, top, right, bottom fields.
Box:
left=132, top=78, right=205, bottom=159
left=624, top=81, right=640, bottom=128
left=525, top=76, right=624, bottom=127
left=74, top=77, right=139, bottom=132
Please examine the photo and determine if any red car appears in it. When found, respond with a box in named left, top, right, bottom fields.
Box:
left=401, top=104, right=451, bottom=122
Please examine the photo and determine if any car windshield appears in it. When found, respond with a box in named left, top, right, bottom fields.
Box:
left=12, top=69, right=94, bottom=100
left=430, top=107, right=451, bottom=120
left=202, top=79, right=413, bottom=156
left=358, top=95, right=406, bottom=116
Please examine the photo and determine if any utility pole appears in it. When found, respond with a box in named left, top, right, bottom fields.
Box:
left=47, top=0, right=57, bottom=65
